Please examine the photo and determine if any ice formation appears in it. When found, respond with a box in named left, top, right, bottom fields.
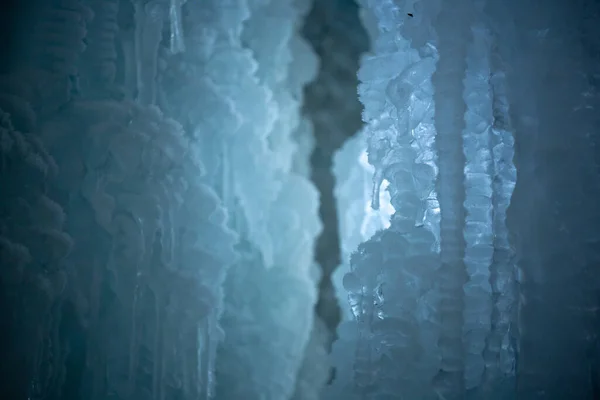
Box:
left=133, top=0, right=166, bottom=105
left=3, top=0, right=600, bottom=399
left=333, top=131, right=395, bottom=320
left=157, top=0, right=322, bottom=398
left=1, top=0, right=323, bottom=398
left=326, top=130, right=396, bottom=400
left=329, top=0, right=600, bottom=399
left=216, top=0, right=322, bottom=397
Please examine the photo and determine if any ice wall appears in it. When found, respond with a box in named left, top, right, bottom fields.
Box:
left=157, top=0, right=322, bottom=398
left=333, top=130, right=396, bottom=325
left=1, top=1, right=241, bottom=399
left=497, top=0, right=600, bottom=397
left=337, top=0, right=600, bottom=399
left=327, top=130, right=395, bottom=400
left=2, top=0, right=600, bottom=399
left=0, top=0, right=324, bottom=399
left=345, top=1, right=443, bottom=398
left=216, top=1, right=323, bottom=397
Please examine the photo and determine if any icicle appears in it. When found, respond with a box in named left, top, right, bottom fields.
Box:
left=85, top=0, right=120, bottom=87
left=220, top=139, right=232, bottom=209
left=169, top=0, right=187, bottom=54
left=132, top=0, right=165, bottom=105
left=120, top=31, right=137, bottom=99
left=461, top=20, right=495, bottom=391
left=481, top=29, right=518, bottom=394
left=370, top=167, right=383, bottom=210
left=370, top=149, right=395, bottom=211
left=199, top=317, right=212, bottom=400
left=133, top=0, right=146, bottom=99
left=431, top=0, right=472, bottom=396
left=150, top=231, right=164, bottom=400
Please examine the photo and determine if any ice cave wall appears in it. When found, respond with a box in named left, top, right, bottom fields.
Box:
left=0, top=0, right=330, bottom=399
left=2, top=0, right=600, bottom=400
left=331, top=0, right=600, bottom=399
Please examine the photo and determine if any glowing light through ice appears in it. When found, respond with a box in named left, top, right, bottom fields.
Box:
left=358, top=149, right=395, bottom=240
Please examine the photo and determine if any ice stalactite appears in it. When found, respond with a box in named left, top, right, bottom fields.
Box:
left=431, top=0, right=472, bottom=397
left=344, top=0, right=525, bottom=398
left=481, top=16, right=518, bottom=396
left=120, top=29, right=137, bottom=100
left=132, top=0, right=165, bottom=105
left=242, top=0, right=301, bottom=175
left=190, top=0, right=280, bottom=268
left=81, top=0, right=120, bottom=98
left=327, top=129, right=395, bottom=400
left=169, top=0, right=187, bottom=54
left=38, top=99, right=238, bottom=400
left=160, top=0, right=248, bottom=193
left=158, top=3, right=256, bottom=396
left=246, top=0, right=326, bottom=398
left=158, top=0, right=320, bottom=398
left=347, top=1, right=442, bottom=398
left=333, top=131, right=393, bottom=320
left=28, top=0, right=92, bottom=78
left=14, top=0, right=92, bottom=116
left=460, top=9, right=494, bottom=392
left=215, top=0, right=323, bottom=398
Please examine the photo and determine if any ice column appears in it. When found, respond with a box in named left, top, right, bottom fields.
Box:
left=165, top=0, right=280, bottom=265
left=460, top=13, right=494, bottom=391
left=211, top=0, right=322, bottom=399
left=169, top=0, right=187, bottom=53
left=132, top=0, right=165, bottom=105
left=348, top=1, right=442, bottom=398
left=481, top=18, right=518, bottom=394
left=431, top=0, right=472, bottom=396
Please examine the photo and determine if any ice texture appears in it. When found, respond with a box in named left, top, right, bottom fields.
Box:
left=82, top=0, right=120, bottom=94
left=348, top=1, right=444, bottom=398
left=133, top=0, right=166, bottom=105
left=332, top=130, right=395, bottom=321
left=162, top=0, right=278, bottom=266
left=488, top=0, right=600, bottom=397
left=35, top=99, right=239, bottom=399
left=157, top=0, right=320, bottom=397
left=345, top=0, right=600, bottom=398
left=344, top=0, right=518, bottom=398
left=431, top=0, right=472, bottom=395
left=0, top=105, right=73, bottom=399
left=289, top=28, right=319, bottom=179
left=329, top=130, right=396, bottom=400
left=6, top=0, right=600, bottom=398
left=480, top=9, right=518, bottom=394
left=169, top=0, right=187, bottom=54
left=461, top=12, right=494, bottom=391
left=158, top=0, right=323, bottom=398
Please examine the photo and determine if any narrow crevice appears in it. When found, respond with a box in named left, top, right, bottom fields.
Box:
left=300, top=0, right=369, bottom=349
